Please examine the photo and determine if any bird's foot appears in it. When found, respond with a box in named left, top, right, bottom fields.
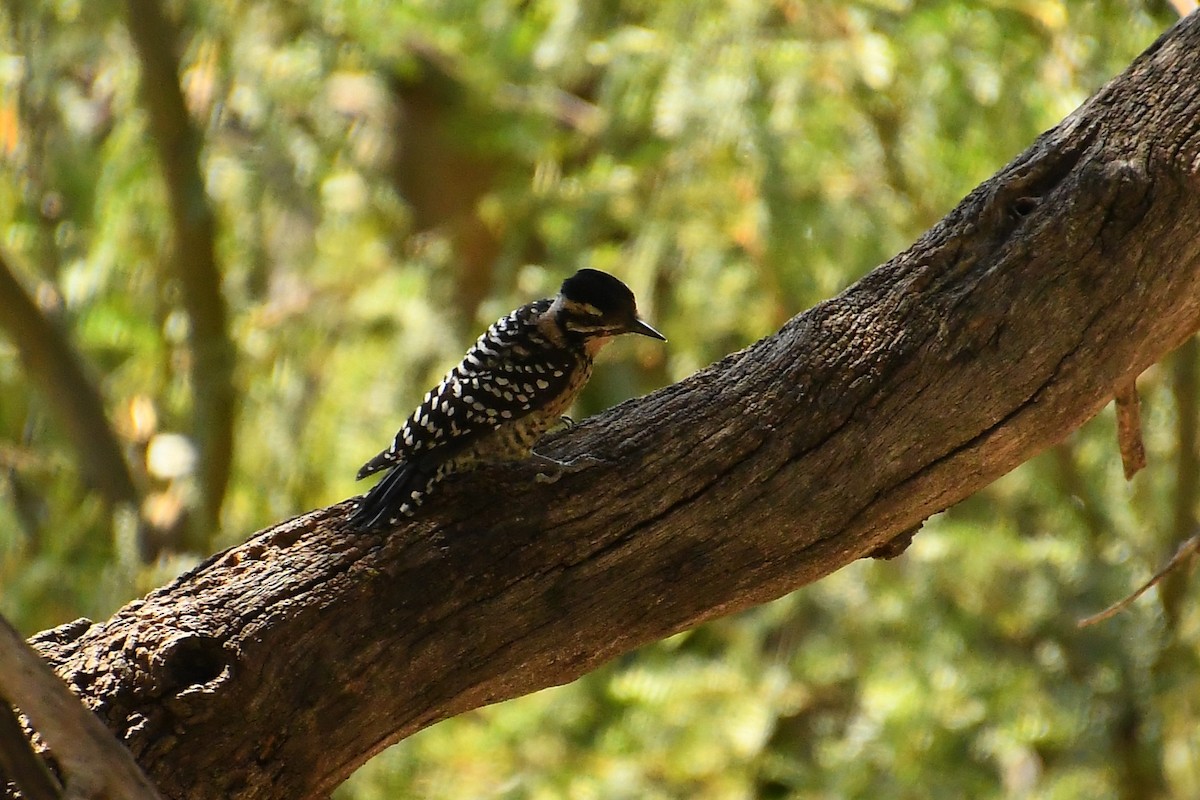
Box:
left=531, top=452, right=605, bottom=484
left=559, top=414, right=577, bottom=429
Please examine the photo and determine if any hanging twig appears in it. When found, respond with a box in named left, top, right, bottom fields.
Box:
left=1078, top=534, right=1200, bottom=628
left=1114, top=378, right=1147, bottom=480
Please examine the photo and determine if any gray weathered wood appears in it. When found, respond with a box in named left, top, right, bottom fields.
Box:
left=0, top=615, right=161, bottom=799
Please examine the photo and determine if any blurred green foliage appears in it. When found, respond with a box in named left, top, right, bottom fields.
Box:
left=1, top=0, right=1197, bottom=797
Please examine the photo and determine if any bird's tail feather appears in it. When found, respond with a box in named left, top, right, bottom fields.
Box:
left=350, top=460, right=432, bottom=529
left=356, top=449, right=396, bottom=481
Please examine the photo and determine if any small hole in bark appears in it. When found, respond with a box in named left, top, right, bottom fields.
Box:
left=71, top=670, right=96, bottom=691
left=162, top=634, right=228, bottom=690
left=1011, top=196, right=1039, bottom=218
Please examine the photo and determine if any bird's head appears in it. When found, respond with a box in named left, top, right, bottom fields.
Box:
left=550, top=268, right=666, bottom=344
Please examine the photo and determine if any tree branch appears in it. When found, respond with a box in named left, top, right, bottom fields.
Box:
left=1173, top=339, right=1199, bottom=545
left=0, top=251, right=138, bottom=509
left=1078, top=533, right=1200, bottom=628
left=0, top=615, right=161, bottom=800
left=0, top=696, right=61, bottom=800
left=1161, top=335, right=1199, bottom=625
left=23, top=11, right=1200, bottom=800
left=124, top=0, right=236, bottom=536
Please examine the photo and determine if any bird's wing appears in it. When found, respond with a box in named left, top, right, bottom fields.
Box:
left=355, top=301, right=576, bottom=480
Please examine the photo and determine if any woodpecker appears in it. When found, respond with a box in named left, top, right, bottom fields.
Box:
left=350, top=268, right=666, bottom=529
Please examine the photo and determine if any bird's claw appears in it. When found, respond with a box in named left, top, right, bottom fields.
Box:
left=532, top=453, right=604, bottom=483
left=535, top=468, right=563, bottom=484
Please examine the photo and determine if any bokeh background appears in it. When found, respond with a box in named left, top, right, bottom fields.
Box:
left=2, top=1, right=1198, bottom=797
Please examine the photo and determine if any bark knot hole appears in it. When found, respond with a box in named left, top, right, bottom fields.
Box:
left=159, top=633, right=229, bottom=693
left=1010, top=196, right=1040, bottom=218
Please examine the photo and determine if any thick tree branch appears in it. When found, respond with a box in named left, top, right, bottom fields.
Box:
left=0, top=251, right=138, bottom=509
left=22, top=12, right=1200, bottom=800
left=0, top=615, right=161, bottom=800
left=124, top=0, right=236, bottom=535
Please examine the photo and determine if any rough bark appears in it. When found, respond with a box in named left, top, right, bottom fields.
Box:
left=21, top=12, right=1200, bottom=800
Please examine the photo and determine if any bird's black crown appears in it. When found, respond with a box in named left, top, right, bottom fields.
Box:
left=558, top=269, right=636, bottom=314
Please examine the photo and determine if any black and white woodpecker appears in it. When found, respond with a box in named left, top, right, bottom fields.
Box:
left=350, top=268, right=666, bottom=529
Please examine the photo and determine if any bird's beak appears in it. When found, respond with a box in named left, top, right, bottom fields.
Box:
left=629, top=317, right=667, bottom=341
